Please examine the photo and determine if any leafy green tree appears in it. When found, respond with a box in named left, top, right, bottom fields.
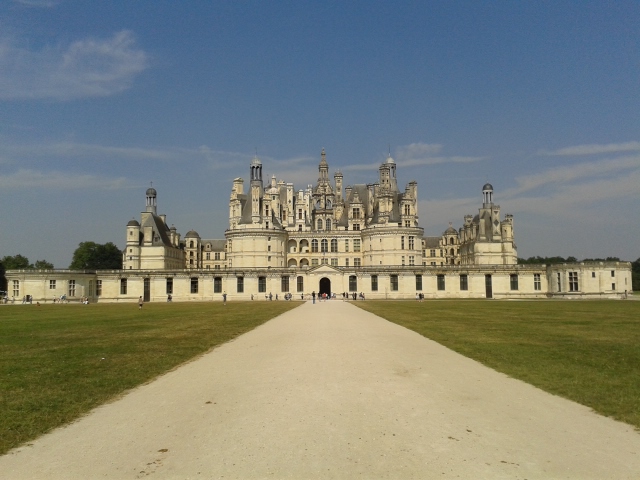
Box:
left=69, top=242, right=122, bottom=270
left=33, top=260, right=54, bottom=269
left=632, top=258, right=640, bottom=292
left=0, top=260, right=6, bottom=292
left=1, top=254, right=31, bottom=269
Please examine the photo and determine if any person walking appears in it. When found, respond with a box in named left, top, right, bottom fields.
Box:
left=312, top=291, right=316, bottom=304
left=138, top=296, right=143, bottom=309
left=223, top=292, right=227, bottom=305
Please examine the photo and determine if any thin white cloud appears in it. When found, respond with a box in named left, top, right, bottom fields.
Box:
left=393, top=142, right=485, bottom=167
left=0, top=169, right=133, bottom=190
left=504, top=154, right=640, bottom=197
left=395, top=142, right=443, bottom=158
left=506, top=170, right=640, bottom=218
left=398, top=156, right=486, bottom=167
left=541, top=141, right=640, bottom=156
left=13, top=0, right=60, bottom=7
left=0, top=30, right=148, bottom=100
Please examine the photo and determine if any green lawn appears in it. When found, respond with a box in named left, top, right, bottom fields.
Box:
left=354, top=300, right=640, bottom=430
left=0, top=301, right=299, bottom=455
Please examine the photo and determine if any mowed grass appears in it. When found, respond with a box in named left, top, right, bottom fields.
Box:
left=355, top=300, right=640, bottom=429
left=0, top=301, right=299, bottom=455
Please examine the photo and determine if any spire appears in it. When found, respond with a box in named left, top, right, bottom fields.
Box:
left=318, top=148, right=329, bottom=183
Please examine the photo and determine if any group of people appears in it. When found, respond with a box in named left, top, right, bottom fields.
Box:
left=415, top=293, right=425, bottom=301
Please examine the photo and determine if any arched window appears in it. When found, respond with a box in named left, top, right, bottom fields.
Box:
left=450, top=248, right=455, bottom=256
left=326, top=219, right=331, bottom=231
left=321, top=239, right=328, bottom=252
left=330, top=239, right=338, bottom=253
left=317, top=219, right=323, bottom=230
left=311, top=239, right=319, bottom=253
left=449, top=237, right=454, bottom=245
left=190, top=241, right=194, bottom=248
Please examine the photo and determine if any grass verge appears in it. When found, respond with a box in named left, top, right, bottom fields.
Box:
left=0, top=301, right=299, bottom=455
left=354, top=300, right=640, bottom=429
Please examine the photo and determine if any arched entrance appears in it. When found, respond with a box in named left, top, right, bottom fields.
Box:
left=319, top=277, right=331, bottom=297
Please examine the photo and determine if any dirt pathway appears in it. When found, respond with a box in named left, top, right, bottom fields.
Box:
left=1, top=300, right=639, bottom=479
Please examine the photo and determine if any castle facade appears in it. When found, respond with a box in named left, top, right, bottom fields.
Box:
left=6, top=150, right=632, bottom=302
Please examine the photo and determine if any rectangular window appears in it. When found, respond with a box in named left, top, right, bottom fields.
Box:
left=401, top=236, right=405, bottom=249
left=591, top=271, right=595, bottom=278
left=349, top=275, right=357, bottom=292
left=354, top=258, right=361, bottom=267
left=297, top=276, right=304, bottom=292
left=13, top=280, right=19, bottom=297
left=430, top=262, right=436, bottom=266
left=353, top=223, right=360, bottom=231
left=214, top=277, right=222, bottom=293
left=612, top=283, right=616, bottom=291
left=611, top=270, right=615, bottom=277
left=402, top=256, right=405, bottom=266
left=568, top=272, right=579, bottom=292
left=281, top=276, right=289, bottom=292
left=352, top=207, right=361, bottom=219
left=409, top=236, right=415, bottom=249
left=258, top=276, right=266, bottom=293
left=371, top=275, right=378, bottom=291
left=298, top=209, right=302, bottom=220
left=437, top=274, right=445, bottom=291
left=460, top=274, right=468, bottom=291
left=237, top=277, right=244, bottom=293
left=311, top=259, right=319, bottom=266
left=510, top=274, right=519, bottom=291
left=409, top=255, right=415, bottom=266
left=166, top=277, right=173, bottom=294
left=68, top=280, right=76, bottom=297
left=96, top=280, right=102, bottom=296
left=331, top=258, right=338, bottom=266
left=215, top=252, right=220, bottom=260
left=345, top=258, right=349, bottom=267
left=49, top=280, right=56, bottom=289
left=390, top=275, right=399, bottom=291
left=415, top=274, right=422, bottom=291
left=88, top=280, right=94, bottom=297
left=534, top=273, right=541, bottom=291
left=206, top=252, right=210, bottom=260
left=120, top=278, right=127, bottom=295
left=353, top=239, right=361, bottom=252
left=190, top=277, right=199, bottom=294
left=557, top=272, right=561, bottom=292
left=430, top=249, right=436, bottom=257
left=345, top=239, right=349, bottom=252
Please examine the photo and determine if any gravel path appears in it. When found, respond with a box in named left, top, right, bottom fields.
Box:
left=2, top=300, right=639, bottom=479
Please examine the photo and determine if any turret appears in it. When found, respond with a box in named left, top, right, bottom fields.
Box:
left=145, top=186, right=157, bottom=215
left=334, top=170, right=343, bottom=203
left=250, top=156, right=263, bottom=224
left=482, top=183, right=493, bottom=207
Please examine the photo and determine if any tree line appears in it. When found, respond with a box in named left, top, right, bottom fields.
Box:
left=2, top=248, right=639, bottom=292
left=0, top=242, right=122, bottom=292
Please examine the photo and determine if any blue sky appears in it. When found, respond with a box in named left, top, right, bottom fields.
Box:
left=1, top=0, right=639, bottom=267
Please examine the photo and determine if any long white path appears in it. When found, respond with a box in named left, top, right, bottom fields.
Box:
left=2, top=300, right=640, bottom=479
